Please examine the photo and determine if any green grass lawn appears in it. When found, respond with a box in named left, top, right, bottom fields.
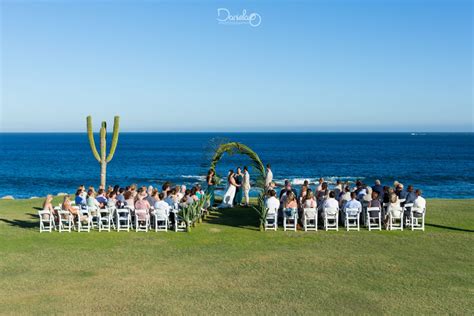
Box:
left=0, top=198, right=473, bottom=314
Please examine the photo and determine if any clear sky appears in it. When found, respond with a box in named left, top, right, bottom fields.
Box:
left=0, top=0, right=472, bottom=132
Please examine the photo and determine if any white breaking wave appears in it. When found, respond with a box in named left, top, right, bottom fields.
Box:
left=274, top=176, right=366, bottom=186
left=180, top=175, right=207, bottom=182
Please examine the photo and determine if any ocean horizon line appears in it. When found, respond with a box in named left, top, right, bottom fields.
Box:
left=1, top=131, right=473, bottom=134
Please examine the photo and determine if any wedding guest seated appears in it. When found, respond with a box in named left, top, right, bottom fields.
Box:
left=383, top=186, right=391, bottom=204
left=339, top=185, right=351, bottom=208
left=134, top=192, right=150, bottom=223
left=147, top=188, right=158, bottom=206
left=299, top=185, right=308, bottom=204
left=195, top=184, right=204, bottom=199
left=405, top=185, right=416, bottom=204
left=154, top=193, right=170, bottom=212
left=362, top=187, right=372, bottom=203
left=190, top=187, right=199, bottom=202
left=129, top=184, right=137, bottom=199
left=372, top=179, right=384, bottom=199
left=283, top=192, right=298, bottom=218
left=384, top=193, right=401, bottom=227
left=78, top=185, right=87, bottom=199
left=147, top=186, right=154, bottom=198
left=279, top=180, right=297, bottom=199
left=367, top=191, right=382, bottom=219
left=265, top=190, right=280, bottom=214
left=302, top=190, right=317, bottom=209
left=165, top=188, right=179, bottom=207
left=413, top=189, right=426, bottom=209
left=279, top=190, right=290, bottom=209
left=62, top=195, right=79, bottom=218
left=135, top=192, right=151, bottom=210
left=357, top=187, right=367, bottom=200
left=162, top=182, right=172, bottom=197
left=113, top=184, right=120, bottom=194
left=96, top=189, right=108, bottom=208
left=75, top=189, right=86, bottom=208
left=397, top=183, right=408, bottom=200
left=343, top=192, right=362, bottom=221
left=42, top=195, right=55, bottom=221
left=88, top=186, right=96, bottom=195
left=124, top=191, right=135, bottom=209
left=179, top=190, right=193, bottom=207
left=355, top=180, right=364, bottom=194
left=116, top=188, right=125, bottom=205
left=368, top=191, right=382, bottom=208
left=178, top=185, right=186, bottom=201
left=323, top=191, right=339, bottom=209
left=333, top=180, right=343, bottom=200
left=86, top=189, right=100, bottom=209
left=107, top=191, right=117, bottom=208
left=316, top=182, right=329, bottom=210
left=316, top=178, right=324, bottom=192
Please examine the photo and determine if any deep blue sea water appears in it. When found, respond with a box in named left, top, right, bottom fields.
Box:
left=0, top=133, right=473, bottom=199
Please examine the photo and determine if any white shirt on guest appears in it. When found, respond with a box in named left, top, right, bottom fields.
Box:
left=154, top=200, right=170, bottom=213
left=413, top=196, right=426, bottom=210
left=323, top=198, right=339, bottom=210
left=265, top=196, right=280, bottom=214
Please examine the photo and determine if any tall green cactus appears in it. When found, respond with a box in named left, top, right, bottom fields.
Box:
left=86, top=116, right=120, bottom=188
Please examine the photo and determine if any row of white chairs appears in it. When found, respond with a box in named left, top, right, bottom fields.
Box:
left=264, top=204, right=426, bottom=232
left=38, top=205, right=189, bottom=233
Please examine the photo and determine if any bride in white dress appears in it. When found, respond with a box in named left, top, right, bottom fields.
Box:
left=219, top=170, right=240, bottom=208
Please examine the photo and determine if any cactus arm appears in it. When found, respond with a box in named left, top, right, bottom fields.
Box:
left=86, top=116, right=101, bottom=162
left=106, top=116, right=120, bottom=162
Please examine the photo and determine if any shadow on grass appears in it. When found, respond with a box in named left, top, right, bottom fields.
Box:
left=426, top=223, right=474, bottom=233
left=0, top=209, right=40, bottom=230
left=204, top=206, right=260, bottom=231
left=0, top=218, right=37, bottom=230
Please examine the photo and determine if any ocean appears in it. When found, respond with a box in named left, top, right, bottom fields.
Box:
left=0, top=133, right=473, bottom=199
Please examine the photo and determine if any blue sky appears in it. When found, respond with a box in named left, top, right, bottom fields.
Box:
left=0, top=0, right=472, bottom=132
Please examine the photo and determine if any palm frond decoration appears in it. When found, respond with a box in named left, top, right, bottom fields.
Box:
left=251, top=192, right=269, bottom=231
left=210, top=142, right=266, bottom=190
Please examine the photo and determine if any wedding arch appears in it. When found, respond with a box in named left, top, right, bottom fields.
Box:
left=210, top=142, right=266, bottom=190
left=209, top=142, right=269, bottom=230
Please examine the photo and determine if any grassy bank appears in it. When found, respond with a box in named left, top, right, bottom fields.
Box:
left=0, top=198, right=473, bottom=314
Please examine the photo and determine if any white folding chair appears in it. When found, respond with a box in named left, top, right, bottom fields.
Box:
left=58, top=210, right=73, bottom=232
left=303, top=208, right=318, bottom=231
left=344, top=207, right=360, bottom=231
left=135, top=209, right=149, bottom=232
left=388, top=206, right=403, bottom=231
left=87, top=206, right=99, bottom=229
left=116, top=208, right=131, bottom=232
left=264, top=206, right=278, bottom=231
left=410, top=207, right=426, bottom=231
left=153, top=208, right=169, bottom=232
left=38, top=210, right=54, bottom=233
left=173, top=207, right=187, bottom=232
left=77, top=208, right=92, bottom=232
left=324, top=207, right=339, bottom=231
left=98, top=207, right=113, bottom=232
left=366, top=207, right=382, bottom=231
left=283, top=208, right=297, bottom=231
left=403, top=203, right=414, bottom=228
